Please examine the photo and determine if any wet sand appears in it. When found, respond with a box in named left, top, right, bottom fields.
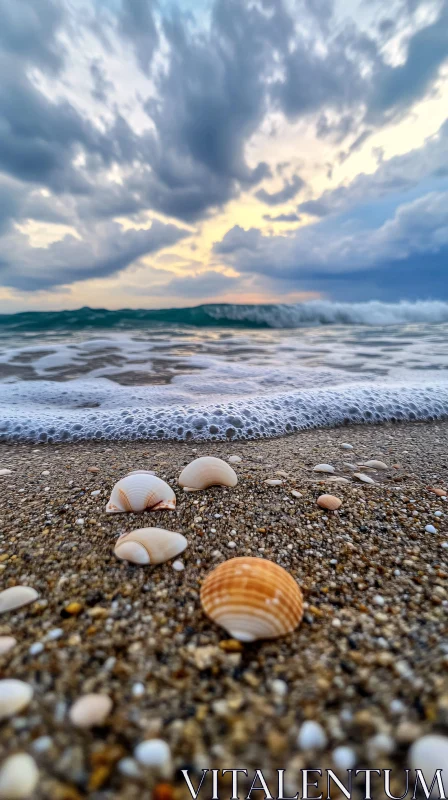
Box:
left=0, top=420, right=447, bottom=799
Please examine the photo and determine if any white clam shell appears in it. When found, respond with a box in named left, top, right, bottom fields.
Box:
left=0, top=680, right=33, bottom=721
left=0, top=637, right=17, bottom=656
left=114, top=527, right=188, bottom=565
left=179, top=457, right=237, bottom=490
left=313, top=464, right=335, bottom=473
left=106, top=473, right=176, bottom=513
left=358, top=460, right=388, bottom=470
left=265, top=479, right=283, bottom=486
left=0, top=587, right=38, bottom=615
left=228, top=455, right=241, bottom=463
left=69, top=693, right=112, bottom=728
left=353, top=472, right=375, bottom=484
left=0, top=753, right=39, bottom=799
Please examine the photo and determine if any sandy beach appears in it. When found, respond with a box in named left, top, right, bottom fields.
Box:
left=0, top=420, right=447, bottom=799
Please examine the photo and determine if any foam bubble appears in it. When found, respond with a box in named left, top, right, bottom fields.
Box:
left=0, top=380, right=446, bottom=443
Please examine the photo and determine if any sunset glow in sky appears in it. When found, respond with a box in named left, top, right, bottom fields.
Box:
left=0, top=0, right=447, bottom=311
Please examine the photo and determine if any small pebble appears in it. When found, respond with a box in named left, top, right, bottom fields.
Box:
left=297, top=720, right=328, bottom=751
left=0, top=469, right=12, bottom=475
left=134, top=739, right=171, bottom=769
left=69, top=694, right=112, bottom=728
left=0, top=680, right=33, bottom=721
left=367, top=732, right=395, bottom=757
left=118, top=758, right=141, bottom=778
left=332, top=745, right=357, bottom=769
left=271, top=679, right=288, bottom=697
left=0, top=586, right=39, bottom=615
left=31, top=736, right=53, bottom=754
left=91, top=490, right=101, bottom=497
left=0, top=636, right=17, bottom=656
left=341, top=443, right=353, bottom=450
left=132, top=682, right=145, bottom=698
left=425, top=525, right=437, bottom=534
left=264, top=479, right=283, bottom=486
left=408, top=735, right=448, bottom=785
left=172, top=560, right=184, bottom=571
left=228, top=455, right=241, bottom=463
left=0, top=753, right=39, bottom=799
left=29, top=643, right=44, bottom=656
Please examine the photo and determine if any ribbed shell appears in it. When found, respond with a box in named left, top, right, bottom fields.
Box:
left=178, top=457, right=237, bottom=490
left=200, top=557, right=303, bottom=642
left=114, top=527, right=187, bottom=565
left=106, top=474, right=176, bottom=513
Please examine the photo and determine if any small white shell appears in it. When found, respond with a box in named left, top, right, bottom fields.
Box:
left=313, top=464, right=335, bottom=473
left=0, top=469, right=12, bottom=476
left=340, top=443, right=353, bottom=450
left=0, top=637, right=17, bottom=656
left=114, top=527, right=187, bottom=565
left=0, top=680, right=33, bottom=721
left=264, top=479, right=283, bottom=486
left=179, top=457, right=237, bottom=490
left=326, top=476, right=350, bottom=485
left=228, top=455, right=241, bottom=463
left=359, top=460, right=388, bottom=470
left=106, top=473, right=176, bottom=513
left=353, top=472, right=375, bottom=484
left=0, top=587, right=38, bottom=615
left=69, top=693, right=112, bottom=728
left=0, top=753, right=39, bottom=799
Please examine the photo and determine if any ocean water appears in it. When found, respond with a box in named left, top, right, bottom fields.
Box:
left=0, top=300, right=447, bottom=443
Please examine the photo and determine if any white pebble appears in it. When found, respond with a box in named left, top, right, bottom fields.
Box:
left=76, top=518, right=84, bottom=526
left=0, top=587, right=39, bottom=615
left=41, top=470, right=50, bottom=476
left=373, top=594, right=385, bottom=606
left=31, top=736, right=53, bottom=754
left=91, top=490, right=101, bottom=497
left=0, top=636, right=17, bottom=656
left=425, top=525, right=437, bottom=534
left=332, top=745, right=357, bottom=770
left=408, top=735, right=448, bottom=788
left=134, top=739, right=171, bottom=769
left=228, top=455, right=242, bottom=463
left=69, top=694, right=112, bottom=728
left=341, top=443, right=353, bottom=450
left=313, top=464, right=335, bottom=473
left=0, top=680, right=33, bottom=721
left=297, top=720, right=328, bottom=751
left=29, top=643, right=44, bottom=656
left=227, top=541, right=236, bottom=549
left=46, top=628, right=63, bottom=641
left=441, top=542, right=448, bottom=549
left=132, top=682, right=145, bottom=698
left=118, top=758, right=141, bottom=778
left=0, top=753, right=39, bottom=799
left=390, top=699, right=406, bottom=713
left=434, top=511, right=442, bottom=517
left=172, top=560, right=184, bottom=571
left=271, top=679, right=288, bottom=697
left=0, top=469, right=12, bottom=475
left=368, top=732, right=395, bottom=757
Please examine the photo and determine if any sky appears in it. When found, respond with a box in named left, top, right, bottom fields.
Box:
left=0, top=0, right=447, bottom=311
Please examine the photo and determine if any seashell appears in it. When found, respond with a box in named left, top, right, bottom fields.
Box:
left=106, top=473, right=175, bottom=513
left=114, top=527, right=187, bottom=565
left=343, top=462, right=358, bottom=470
left=0, top=679, right=33, bottom=721
left=425, top=524, right=437, bottom=534
left=340, top=443, right=353, bottom=450
left=178, top=457, right=237, bottom=491
left=326, top=476, right=350, bottom=485
left=200, top=557, right=303, bottom=642
left=264, top=479, right=283, bottom=486
left=317, top=494, right=342, bottom=511
left=0, top=586, right=38, bottom=615
left=0, top=753, right=39, bottom=799
left=408, top=735, right=448, bottom=791
left=69, top=693, right=112, bottom=728
left=228, top=455, right=241, bottom=463
left=291, top=490, right=302, bottom=498
left=0, top=469, right=12, bottom=475
left=353, top=472, right=375, bottom=484
left=358, top=460, right=388, bottom=470
left=0, top=636, right=17, bottom=656
left=313, top=464, right=334, bottom=473
left=275, top=470, right=289, bottom=478
left=428, top=486, right=447, bottom=497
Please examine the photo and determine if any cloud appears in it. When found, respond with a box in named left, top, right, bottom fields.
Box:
left=214, top=190, right=448, bottom=279
left=255, top=175, right=305, bottom=206
left=152, top=270, right=238, bottom=298
left=0, top=219, right=190, bottom=290
left=263, top=212, right=301, bottom=222
left=119, top=0, right=159, bottom=75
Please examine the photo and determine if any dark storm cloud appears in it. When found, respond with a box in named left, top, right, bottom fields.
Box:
left=369, top=2, right=448, bottom=119
left=119, top=0, right=159, bottom=74
left=255, top=175, right=305, bottom=206
left=0, top=0, right=64, bottom=71
left=0, top=220, right=190, bottom=290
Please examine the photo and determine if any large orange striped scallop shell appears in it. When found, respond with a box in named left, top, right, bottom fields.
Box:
left=200, top=557, right=303, bottom=642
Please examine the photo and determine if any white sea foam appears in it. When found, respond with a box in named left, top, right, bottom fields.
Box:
left=0, top=378, right=447, bottom=442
